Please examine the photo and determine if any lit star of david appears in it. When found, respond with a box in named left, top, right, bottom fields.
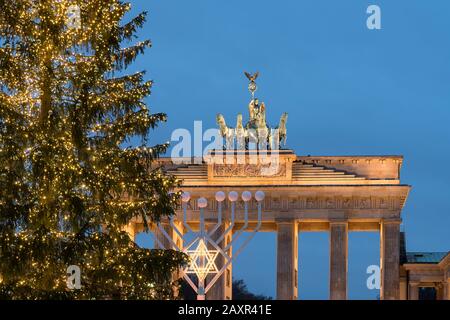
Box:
left=185, top=238, right=219, bottom=281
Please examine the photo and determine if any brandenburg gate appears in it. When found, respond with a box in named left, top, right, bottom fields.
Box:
left=124, top=73, right=413, bottom=300
left=150, top=150, right=410, bottom=300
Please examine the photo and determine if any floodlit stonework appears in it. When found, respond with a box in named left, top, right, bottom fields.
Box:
left=122, top=148, right=448, bottom=300
left=400, top=246, right=450, bottom=300
left=123, top=76, right=448, bottom=299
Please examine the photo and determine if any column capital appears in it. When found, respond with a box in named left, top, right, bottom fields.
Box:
left=329, top=220, right=348, bottom=226
left=275, top=219, right=298, bottom=224
left=276, top=222, right=298, bottom=300
left=381, top=219, right=402, bottom=225
left=329, top=221, right=348, bottom=300
left=135, top=223, right=145, bottom=234
left=380, top=221, right=401, bottom=300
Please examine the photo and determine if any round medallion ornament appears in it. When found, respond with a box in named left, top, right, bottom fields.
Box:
left=248, top=81, right=257, bottom=95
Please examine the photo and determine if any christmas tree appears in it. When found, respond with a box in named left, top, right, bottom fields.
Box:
left=0, top=0, right=187, bottom=299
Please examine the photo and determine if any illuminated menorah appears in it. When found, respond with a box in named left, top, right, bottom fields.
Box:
left=154, top=190, right=265, bottom=300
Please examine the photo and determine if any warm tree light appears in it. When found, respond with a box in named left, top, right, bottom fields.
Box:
left=0, top=0, right=187, bottom=299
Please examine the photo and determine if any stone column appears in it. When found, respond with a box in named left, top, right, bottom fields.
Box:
left=206, top=222, right=232, bottom=300
left=122, top=222, right=137, bottom=242
left=154, top=221, right=184, bottom=298
left=154, top=220, right=184, bottom=250
left=444, top=282, right=448, bottom=301
left=276, top=221, right=298, bottom=300
left=329, top=222, right=348, bottom=300
left=436, top=283, right=444, bottom=300
left=154, top=223, right=171, bottom=249
left=446, top=280, right=450, bottom=300
left=400, top=276, right=408, bottom=300
left=380, top=221, right=401, bottom=300
left=408, top=282, right=419, bottom=300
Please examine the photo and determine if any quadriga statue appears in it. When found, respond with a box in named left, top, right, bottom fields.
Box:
left=216, top=98, right=287, bottom=150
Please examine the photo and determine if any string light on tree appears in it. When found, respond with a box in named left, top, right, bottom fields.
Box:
left=0, top=0, right=187, bottom=299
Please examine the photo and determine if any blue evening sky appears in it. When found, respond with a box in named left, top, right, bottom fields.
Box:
left=128, top=0, right=450, bottom=299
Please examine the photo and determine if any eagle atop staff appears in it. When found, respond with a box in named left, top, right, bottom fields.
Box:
left=245, top=71, right=259, bottom=98
left=244, top=71, right=259, bottom=82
